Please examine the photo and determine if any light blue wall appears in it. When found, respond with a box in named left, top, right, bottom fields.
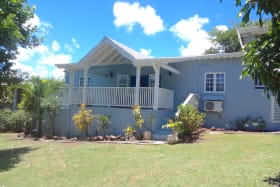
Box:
left=50, top=105, right=172, bottom=137
left=62, top=57, right=280, bottom=131
left=67, top=64, right=160, bottom=87
left=164, top=57, right=279, bottom=130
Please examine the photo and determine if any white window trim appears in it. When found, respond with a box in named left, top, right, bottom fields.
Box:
left=79, top=76, right=90, bottom=87
left=271, top=96, right=280, bottom=123
left=204, top=72, right=226, bottom=93
left=116, top=74, right=129, bottom=87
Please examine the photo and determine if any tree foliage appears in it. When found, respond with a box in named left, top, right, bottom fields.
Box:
left=232, top=0, right=280, bottom=105
left=18, top=77, right=64, bottom=136
left=0, top=0, right=41, bottom=85
left=205, top=28, right=241, bottom=54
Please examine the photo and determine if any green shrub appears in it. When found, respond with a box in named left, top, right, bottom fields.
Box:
left=11, top=110, right=32, bottom=133
left=231, top=116, right=267, bottom=131
left=95, top=114, right=111, bottom=136
left=0, top=109, right=13, bottom=132
left=0, top=109, right=31, bottom=132
left=163, top=104, right=205, bottom=142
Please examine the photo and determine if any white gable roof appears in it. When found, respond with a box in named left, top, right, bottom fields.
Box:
left=56, top=36, right=242, bottom=71
left=56, top=37, right=150, bottom=70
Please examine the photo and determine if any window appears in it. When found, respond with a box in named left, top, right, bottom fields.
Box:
left=205, top=72, right=225, bottom=93
left=79, top=76, right=90, bottom=87
left=254, top=76, right=265, bottom=89
left=117, top=75, right=129, bottom=87
left=148, top=74, right=155, bottom=87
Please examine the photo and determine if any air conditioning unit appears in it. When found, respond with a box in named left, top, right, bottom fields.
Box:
left=204, top=100, right=223, bottom=112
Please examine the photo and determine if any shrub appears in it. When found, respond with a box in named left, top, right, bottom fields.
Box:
left=0, top=109, right=13, bottom=132
left=72, top=104, right=94, bottom=137
left=163, top=104, right=205, bottom=142
left=132, top=105, right=144, bottom=129
left=11, top=110, right=32, bottom=133
left=232, top=115, right=266, bottom=131
left=95, top=114, right=111, bottom=136
left=0, top=109, right=31, bottom=132
left=123, top=125, right=135, bottom=138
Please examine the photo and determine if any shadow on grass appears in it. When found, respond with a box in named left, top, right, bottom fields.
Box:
left=263, top=172, right=280, bottom=186
left=0, top=146, right=38, bottom=172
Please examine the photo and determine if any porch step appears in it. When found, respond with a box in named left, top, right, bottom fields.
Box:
left=152, top=129, right=172, bottom=141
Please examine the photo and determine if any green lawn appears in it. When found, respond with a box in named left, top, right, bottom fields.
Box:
left=0, top=133, right=279, bottom=187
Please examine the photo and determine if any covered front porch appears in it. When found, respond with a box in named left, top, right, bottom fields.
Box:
left=59, top=87, right=174, bottom=109
left=56, top=37, right=181, bottom=110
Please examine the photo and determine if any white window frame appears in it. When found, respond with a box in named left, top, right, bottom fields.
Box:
left=117, top=75, right=129, bottom=87
left=79, top=76, right=90, bottom=87
left=148, top=74, right=155, bottom=87
left=271, top=96, right=280, bottom=123
left=204, top=72, right=225, bottom=93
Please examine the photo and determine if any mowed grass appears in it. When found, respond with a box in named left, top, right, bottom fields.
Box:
left=0, top=133, right=279, bottom=187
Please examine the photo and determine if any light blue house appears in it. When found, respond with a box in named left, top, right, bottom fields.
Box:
left=55, top=26, right=280, bottom=138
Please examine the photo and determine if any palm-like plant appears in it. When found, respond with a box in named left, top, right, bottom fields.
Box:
left=18, top=76, right=64, bottom=136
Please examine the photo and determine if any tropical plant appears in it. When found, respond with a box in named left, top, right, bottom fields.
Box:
left=72, top=104, right=94, bottom=137
left=123, top=125, right=135, bottom=138
left=42, top=95, right=61, bottom=136
left=132, top=105, right=144, bottom=129
left=95, top=114, right=111, bottom=137
left=163, top=104, right=205, bottom=141
left=232, top=115, right=266, bottom=131
left=18, top=76, right=64, bottom=136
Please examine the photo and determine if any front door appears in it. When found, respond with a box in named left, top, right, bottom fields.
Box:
left=130, top=75, right=149, bottom=87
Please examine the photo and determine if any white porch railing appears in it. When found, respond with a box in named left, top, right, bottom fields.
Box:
left=59, top=87, right=174, bottom=109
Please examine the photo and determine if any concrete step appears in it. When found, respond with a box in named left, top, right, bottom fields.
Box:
left=152, top=129, right=172, bottom=141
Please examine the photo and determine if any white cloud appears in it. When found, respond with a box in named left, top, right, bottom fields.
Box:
left=170, top=14, right=212, bottom=56
left=71, top=38, right=80, bottom=49
left=215, top=25, right=228, bottom=32
left=23, top=14, right=52, bottom=37
left=39, top=53, right=72, bottom=66
left=64, top=38, right=80, bottom=52
left=12, top=15, right=78, bottom=79
left=140, top=48, right=153, bottom=57
left=52, top=40, right=60, bottom=52
left=113, top=1, right=165, bottom=35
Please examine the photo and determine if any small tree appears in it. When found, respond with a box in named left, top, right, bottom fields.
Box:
left=18, top=77, right=64, bottom=136
left=72, top=104, right=94, bottom=137
left=42, top=96, right=61, bottom=136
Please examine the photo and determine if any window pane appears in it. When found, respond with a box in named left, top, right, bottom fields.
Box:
left=205, top=73, right=214, bottom=92
left=216, top=73, right=224, bottom=92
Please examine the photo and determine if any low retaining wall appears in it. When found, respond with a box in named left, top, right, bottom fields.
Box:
left=43, top=105, right=173, bottom=137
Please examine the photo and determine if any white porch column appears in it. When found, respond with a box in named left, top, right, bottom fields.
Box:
left=82, top=67, right=89, bottom=104
left=153, top=64, right=160, bottom=110
left=68, top=70, right=74, bottom=105
left=134, top=65, right=141, bottom=105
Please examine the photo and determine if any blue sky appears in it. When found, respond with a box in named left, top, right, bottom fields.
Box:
left=14, top=0, right=247, bottom=79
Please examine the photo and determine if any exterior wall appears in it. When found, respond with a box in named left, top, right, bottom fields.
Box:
left=61, top=57, right=280, bottom=132
left=49, top=105, right=173, bottom=137
left=68, top=64, right=161, bottom=88
left=165, top=57, right=280, bottom=130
